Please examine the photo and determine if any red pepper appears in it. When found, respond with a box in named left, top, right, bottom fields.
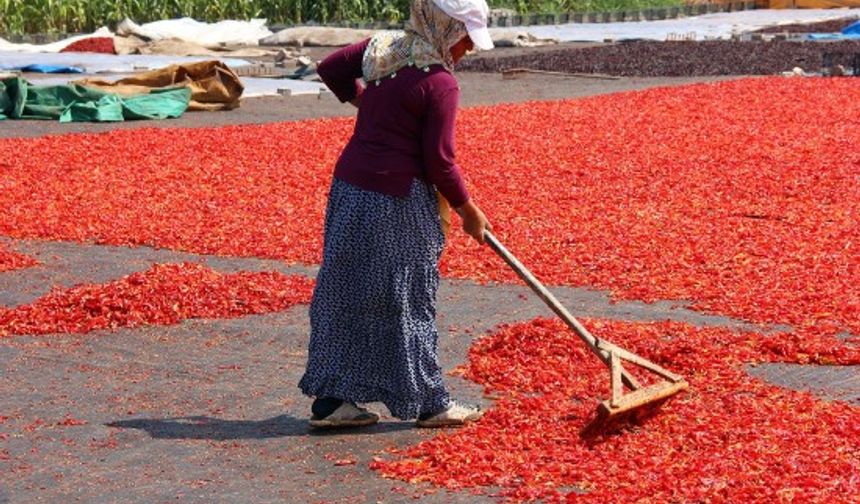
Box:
left=373, top=318, right=860, bottom=501
left=0, top=263, right=314, bottom=337
left=0, top=243, right=37, bottom=272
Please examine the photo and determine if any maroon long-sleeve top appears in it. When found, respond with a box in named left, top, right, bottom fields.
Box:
left=316, top=39, right=470, bottom=208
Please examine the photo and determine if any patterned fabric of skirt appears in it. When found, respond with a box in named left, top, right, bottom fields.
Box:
left=298, top=177, right=451, bottom=420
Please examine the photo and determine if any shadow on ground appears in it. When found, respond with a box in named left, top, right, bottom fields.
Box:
left=107, top=415, right=413, bottom=440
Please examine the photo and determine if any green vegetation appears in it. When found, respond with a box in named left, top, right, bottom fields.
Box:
left=0, top=0, right=684, bottom=35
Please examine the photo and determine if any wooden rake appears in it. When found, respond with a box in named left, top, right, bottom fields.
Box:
left=484, top=231, right=689, bottom=437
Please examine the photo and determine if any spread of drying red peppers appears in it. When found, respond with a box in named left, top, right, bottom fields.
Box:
left=1, top=77, right=856, bottom=336
left=0, top=244, right=37, bottom=272
left=371, top=317, right=860, bottom=502
left=0, top=263, right=314, bottom=337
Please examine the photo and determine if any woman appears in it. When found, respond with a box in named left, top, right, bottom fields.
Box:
left=299, top=0, right=494, bottom=428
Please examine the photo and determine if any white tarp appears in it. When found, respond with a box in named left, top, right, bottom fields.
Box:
left=116, top=18, right=273, bottom=47
left=247, top=9, right=860, bottom=47
left=0, top=18, right=273, bottom=54
left=240, top=77, right=326, bottom=97
left=526, top=8, right=860, bottom=41
left=26, top=74, right=325, bottom=97
left=0, top=51, right=251, bottom=73
left=490, top=30, right=559, bottom=46
left=260, top=27, right=379, bottom=46
left=262, top=25, right=558, bottom=47
left=0, top=27, right=113, bottom=54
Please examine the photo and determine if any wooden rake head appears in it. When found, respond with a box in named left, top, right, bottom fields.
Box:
left=579, top=340, right=688, bottom=438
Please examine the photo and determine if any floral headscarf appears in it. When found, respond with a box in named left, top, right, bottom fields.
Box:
left=362, top=0, right=469, bottom=83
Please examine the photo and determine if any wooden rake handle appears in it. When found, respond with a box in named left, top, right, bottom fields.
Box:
left=483, top=230, right=642, bottom=390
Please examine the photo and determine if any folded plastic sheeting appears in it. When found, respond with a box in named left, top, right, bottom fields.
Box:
left=8, top=64, right=84, bottom=74
left=0, top=77, right=190, bottom=122
left=807, top=19, right=860, bottom=39
left=808, top=32, right=860, bottom=39
left=75, top=60, right=243, bottom=111
left=261, top=27, right=379, bottom=46
left=116, top=18, right=272, bottom=47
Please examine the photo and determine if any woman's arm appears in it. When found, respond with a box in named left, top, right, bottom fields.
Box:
left=422, top=79, right=490, bottom=244
left=422, top=84, right=467, bottom=207
left=317, top=39, right=369, bottom=105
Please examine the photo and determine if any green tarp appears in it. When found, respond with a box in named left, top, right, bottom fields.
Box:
left=0, top=77, right=191, bottom=123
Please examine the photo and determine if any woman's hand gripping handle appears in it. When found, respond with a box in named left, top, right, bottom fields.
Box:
left=455, top=199, right=491, bottom=245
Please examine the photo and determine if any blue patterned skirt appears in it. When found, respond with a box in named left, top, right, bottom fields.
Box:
left=298, top=178, right=451, bottom=420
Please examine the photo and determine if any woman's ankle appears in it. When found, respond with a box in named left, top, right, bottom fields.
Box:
left=418, top=402, right=452, bottom=421
left=311, top=397, right=344, bottom=418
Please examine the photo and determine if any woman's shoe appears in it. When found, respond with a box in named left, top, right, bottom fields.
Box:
left=309, top=402, right=380, bottom=429
left=415, top=402, right=483, bottom=428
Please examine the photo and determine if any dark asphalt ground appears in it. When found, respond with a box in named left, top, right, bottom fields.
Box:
left=0, top=72, right=856, bottom=503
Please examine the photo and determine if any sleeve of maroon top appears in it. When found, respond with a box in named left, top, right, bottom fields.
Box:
left=316, top=39, right=369, bottom=103
left=422, top=81, right=470, bottom=208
